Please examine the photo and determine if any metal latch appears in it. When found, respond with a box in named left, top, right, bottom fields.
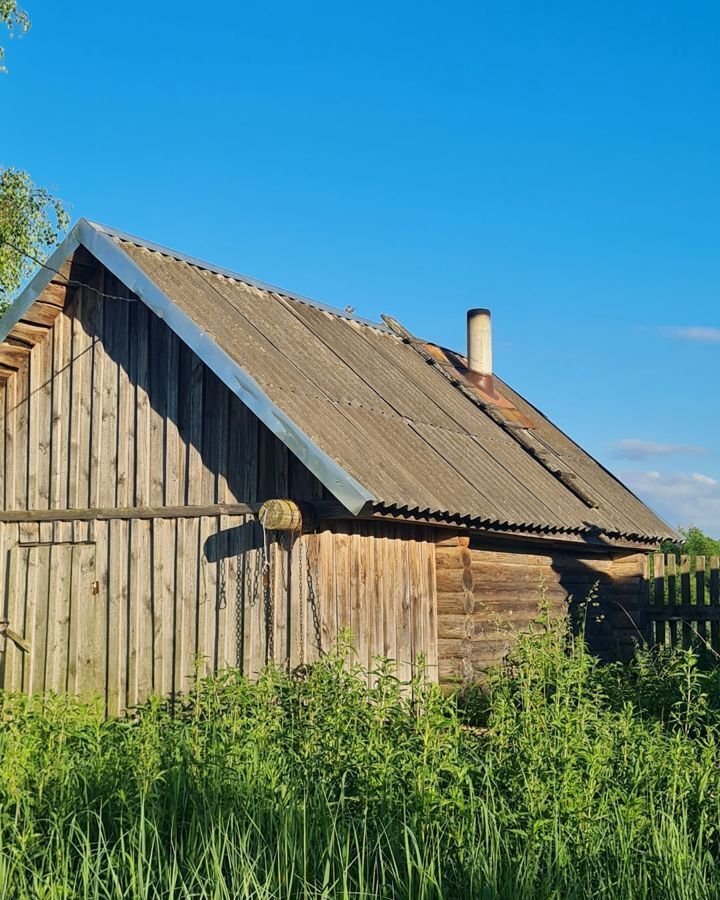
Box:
left=0, top=618, right=30, bottom=653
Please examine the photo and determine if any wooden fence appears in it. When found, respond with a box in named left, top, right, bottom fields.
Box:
left=647, top=554, right=720, bottom=655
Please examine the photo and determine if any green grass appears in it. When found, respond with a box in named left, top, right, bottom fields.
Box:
left=1, top=608, right=720, bottom=899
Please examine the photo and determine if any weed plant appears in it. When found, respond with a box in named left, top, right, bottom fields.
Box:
left=1, top=610, right=719, bottom=898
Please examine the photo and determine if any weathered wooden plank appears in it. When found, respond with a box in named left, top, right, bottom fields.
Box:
left=197, top=516, right=219, bottom=675
left=30, top=330, right=52, bottom=511
left=0, top=386, right=6, bottom=511
left=115, top=296, right=133, bottom=508
left=0, top=344, right=31, bottom=370
left=334, top=524, right=353, bottom=642
left=396, top=530, right=414, bottom=684
left=149, top=314, right=168, bottom=507
left=217, top=514, right=243, bottom=670
left=133, top=303, right=151, bottom=507
left=348, top=524, right=366, bottom=671
left=370, top=532, right=385, bottom=666
left=75, top=538, right=104, bottom=701
left=107, top=518, right=129, bottom=716
left=69, top=293, right=93, bottom=510
left=27, top=545, right=49, bottom=693
left=681, top=554, right=692, bottom=649
left=152, top=517, right=176, bottom=696
left=3, top=378, right=16, bottom=514
left=46, top=542, right=72, bottom=693
left=97, top=298, right=119, bottom=508
left=175, top=517, right=199, bottom=694
left=7, top=320, right=51, bottom=345
left=696, top=556, right=708, bottom=648
left=19, top=301, right=65, bottom=328
left=12, top=362, right=29, bottom=511
left=164, top=331, right=181, bottom=506
left=50, top=312, right=70, bottom=509
left=711, top=556, right=720, bottom=656
left=425, top=539, right=439, bottom=678
left=128, top=518, right=153, bottom=706
left=317, top=528, right=335, bottom=658
left=288, top=527, right=303, bottom=669
left=201, top=372, right=220, bottom=504
left=185, top=351, right=204, bottom=506
left=0, top=502, right=259, bottom=522
left=87, top=289, right=105, bottom=512
left=378, top=528, right=396, bottom=659
left=649, top=605, right=720, bottom=622
left=359, top=527, right=377, bottom=678
left=247, top=525, right=266, bottom=674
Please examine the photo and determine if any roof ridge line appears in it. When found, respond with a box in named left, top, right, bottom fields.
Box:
left=83, top=219, right=392, bottom=334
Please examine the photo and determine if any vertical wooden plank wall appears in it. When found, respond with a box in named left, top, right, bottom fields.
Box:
left=0, top=267, right=439, bottom=709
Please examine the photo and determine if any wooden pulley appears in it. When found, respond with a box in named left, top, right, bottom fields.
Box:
left=257, top=499, right=315, bottom=533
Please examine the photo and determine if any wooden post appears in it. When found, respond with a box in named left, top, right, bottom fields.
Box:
left=653, top=552, right=665, bottom=647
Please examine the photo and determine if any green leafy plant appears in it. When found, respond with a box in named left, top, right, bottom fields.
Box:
left=1, top=612, right=720, bottom=898
left=0, top=1, right=29, bottom=73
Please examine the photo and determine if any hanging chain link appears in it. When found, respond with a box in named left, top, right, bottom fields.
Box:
left=305, top=542, right=323, bottom=656
left=234, top=542, right=244, bottom=667
left=298, top=539, right=305, bottom=668
left=264, top=543, right=274, bottom=662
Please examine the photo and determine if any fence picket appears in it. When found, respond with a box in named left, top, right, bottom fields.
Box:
left=667, top=554, right=677, bottom=648
left=711, top=556, right=720, bottom=657
left=696, top=556, right=707, bottom=649
left=653, top=553, right=665, bottom=647
left=645, top=554, right=720, bottom=659
left=680, top=555, right=692, bottom=649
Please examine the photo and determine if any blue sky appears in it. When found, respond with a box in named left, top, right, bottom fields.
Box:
left=3, top=1, right=719, bottom=534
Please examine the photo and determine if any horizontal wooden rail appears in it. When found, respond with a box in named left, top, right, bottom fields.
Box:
left=0, top=500, right=350, bottom=524
left=649, top=605, right=720, bottom=622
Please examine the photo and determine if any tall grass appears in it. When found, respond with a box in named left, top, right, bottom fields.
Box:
left=1, top=608, right=720, bottom=898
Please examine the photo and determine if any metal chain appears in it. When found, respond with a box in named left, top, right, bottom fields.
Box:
left=234, top=544, right=243, bottom=667
left=264, top=542, right=274, bottom=662
left=298, top=539, right=305, bottom=667
left=305, top=544, right=323, bottom=656
left=217, top=551, right=227, bottom=611
left=250, top=535, right=260, bottom=608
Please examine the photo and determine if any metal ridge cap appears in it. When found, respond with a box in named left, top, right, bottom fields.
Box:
left=84, top=220, right=392, bottom=334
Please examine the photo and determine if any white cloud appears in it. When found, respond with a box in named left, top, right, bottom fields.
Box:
left=612, top=439, right=707, bottom=461
left=621, top=470, right=720, bottom=536
left=660, top=326, right=720, bottom=343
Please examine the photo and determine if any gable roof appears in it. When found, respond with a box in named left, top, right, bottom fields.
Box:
left=0, top=219, right=676, bottom=545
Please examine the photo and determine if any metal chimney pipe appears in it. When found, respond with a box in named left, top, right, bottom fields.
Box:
left=467, top=308, right=492, bottom=376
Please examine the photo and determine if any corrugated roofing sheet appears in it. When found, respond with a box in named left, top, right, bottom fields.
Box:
left=107, top=231, right=673, bottom=543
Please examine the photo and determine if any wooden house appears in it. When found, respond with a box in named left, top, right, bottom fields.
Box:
left=0, top=220, right=675, bottom=712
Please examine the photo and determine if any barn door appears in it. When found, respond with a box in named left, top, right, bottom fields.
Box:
left=1, top=542, right=101, bottom=699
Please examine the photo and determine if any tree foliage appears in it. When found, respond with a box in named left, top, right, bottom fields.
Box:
left=0, top=168, right=69, bottom=314
left=0, top=0, right=29, bottom=72
left=661, top=525, right=720, bottom=558
left=0, top=6, right=69, bottom=316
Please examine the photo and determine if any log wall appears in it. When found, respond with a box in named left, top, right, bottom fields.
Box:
left=436, top=536, right=646, bottom=686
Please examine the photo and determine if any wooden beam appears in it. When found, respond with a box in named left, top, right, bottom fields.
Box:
left=0, top=345, right=31, bottom=369
left=0, top=499, right=350, bottom=524
left=649, top=605, right=720, bottom=622
left=19, top=302, right=66, bottom=327
left=8, top=321, right=51, bottom=345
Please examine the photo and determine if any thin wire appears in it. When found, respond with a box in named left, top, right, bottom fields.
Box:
left=0, top=236, right=138, bottom=304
